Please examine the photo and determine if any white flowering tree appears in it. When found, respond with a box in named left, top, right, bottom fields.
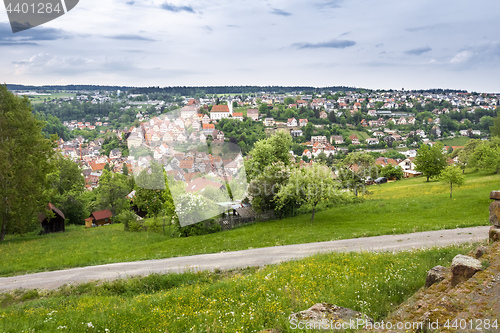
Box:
left=175, top=193, right=208, bottom=227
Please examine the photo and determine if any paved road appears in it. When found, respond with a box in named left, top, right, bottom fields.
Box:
left=0, top=226, right=490, bottom=292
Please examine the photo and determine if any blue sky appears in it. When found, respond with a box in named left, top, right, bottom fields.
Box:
left=1, top=0, right=500, bottom=92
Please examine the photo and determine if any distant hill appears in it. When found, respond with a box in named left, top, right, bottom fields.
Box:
left=5, top=84, right=468, bottom=95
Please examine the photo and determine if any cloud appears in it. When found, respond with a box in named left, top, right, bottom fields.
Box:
left=108, top=34, right=155, bottom=41
left=203, top=25, right=213, bottom=33
left=405, top=46, right=432, bottom=56
left=450, top=50, right=473, bottom=64
left=316, top=0, right=344, bottom=9
left=161, top=2, right=195, bottom=13
left=126, top=1, right=135, bottom=5
left=0, top=22, right=66, bottom=46
left=405, top=24, right=442, bottom=32
left=270, top=8, right=292, bottom=16
left=293, top=39, right=356, bottom=49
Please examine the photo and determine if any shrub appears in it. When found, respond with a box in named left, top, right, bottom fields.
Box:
left=115, top=210, right=139, bottom=231
left=176, top=218, right=221, bottom=237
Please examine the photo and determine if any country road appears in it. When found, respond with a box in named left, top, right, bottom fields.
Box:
left=0, top=226, right=490, bottom=292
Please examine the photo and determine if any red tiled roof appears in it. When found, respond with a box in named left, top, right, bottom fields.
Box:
left=92, top=209, right=112, bottom=220
left=211, top=105, right=230, bottom=112
left=186, top=177, right=224, bottom=193
left=179, top=159, right=194, bottom=169
left=89, top=162, right=106, bottom=171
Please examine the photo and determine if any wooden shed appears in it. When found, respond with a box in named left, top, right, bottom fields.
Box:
left=39, top=203, right=65, bottom=234
left=86, top=209, right=113, bottom=228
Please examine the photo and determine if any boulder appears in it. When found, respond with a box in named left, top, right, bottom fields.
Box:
left=489, top=226, right=500, bottom=242
left=489, top=200, right=500, bottom=227
left=289, top=303, right=373, bottom=330
left=450, top=254, right=482, bottom=287
left=425, top=265, right=449, bottom=288
left=490, top=191, right=500, bottom=200
left=473, top=245, right=488, bottom=259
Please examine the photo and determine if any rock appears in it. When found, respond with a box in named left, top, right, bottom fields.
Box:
left=450, top=254, right=482, bottom=287
left=473, top=245, right=488, bottom=259
left=489, top=201, right=500, bottom=227
left=289, top=303, right=373, bottom=330
left=425, top=265, right=449, bottom=288
left=489, top=226, right=500, bottom=242
left=490, top=191, right=500, bottom=200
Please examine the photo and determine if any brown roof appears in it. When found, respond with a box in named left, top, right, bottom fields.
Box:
left=211, top=105, right=230, bottom=112
left=92, top=209, right=113, bottom=220
left=184, top=172, right=201, bottom=183
left=89, top=162, right=106, bottom=171
left=38, top=203, right=65, bottom=222
left=186, top=177, right=225, bottom=193
left=179, top=159, right=194, bottom=169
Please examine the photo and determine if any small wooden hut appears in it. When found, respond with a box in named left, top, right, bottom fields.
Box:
left=39, top=203, right=66, bottom=233
left=85, top=209, right=113, bottom=228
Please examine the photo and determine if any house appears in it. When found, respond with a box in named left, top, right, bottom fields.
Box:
left=311, top=136, right=327, bottom=144
left=38, top=203, right=65, bottom=234
left=180, top=105, right=198, bottom=119
left=109, top=149, right=122, bottom=159
left=264, top=118, right=275, bottom=127
left=210, top=103, right=232, bottom=120
left=212, top=130, right=225, bottom=141
left=331, top=135, right=344, bottom=145
left=246, top=109, right=259, bottom=121
left=319, top=111, right=328, bottom=119
left=232, top=112, right=243, bottom=121
left=299, top=119, right=308, bottom=127
left=202, top=124, right=215, bottom=135
left=375, top=157, right=399, bottom=167
left=302, top=149, right=312, bottom=159
left=349, top=134, right=360, bottom=145
left=290, top=129, right=303, bottom=137
left=287, top=118, right=298, bottom=127
left=366, top=138, right=380, bottom=145
left=186, top=177, right=225, bottom=193
left=85, top=209, right=113, bottom=228
left=399, top=158, right=416, bottom=171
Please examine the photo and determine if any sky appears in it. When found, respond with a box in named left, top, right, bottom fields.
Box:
left=1, top=0, right=500, bottom=92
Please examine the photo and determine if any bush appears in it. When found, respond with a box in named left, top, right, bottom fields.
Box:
left=115, top=210, right=139, bottom=231
left=144, top=218, right=163, bottom=234
left=176, top=218, right=221, bottom=237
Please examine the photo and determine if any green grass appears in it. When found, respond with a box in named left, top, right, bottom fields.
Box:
left=0, top=171, right=497, bottom=277
left=438, top=136, right=471, bottom=147
left=24, top=92, right=75, bottom=104
left=348, top=130, right=370, bottom=141
left=0, top=245, right=475, bottom=333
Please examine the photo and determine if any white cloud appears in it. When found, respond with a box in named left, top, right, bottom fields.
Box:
left=450, top=50, right=473, bottom=64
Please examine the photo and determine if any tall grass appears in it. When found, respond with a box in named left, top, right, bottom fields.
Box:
left=0, top=245, right=474, bottom=333
left=0, top=171, right=497, bottom=276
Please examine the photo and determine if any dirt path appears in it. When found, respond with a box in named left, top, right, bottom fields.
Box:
left=0, top=226, right=490, bottom=292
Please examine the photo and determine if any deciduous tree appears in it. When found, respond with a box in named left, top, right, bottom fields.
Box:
left=440, top=165, right=465, bottom=198
left=275, top=164, right=339, bottom=221
left=414, top=143, right=447, bottom=182
left=0, top=85, right=55, bottom=240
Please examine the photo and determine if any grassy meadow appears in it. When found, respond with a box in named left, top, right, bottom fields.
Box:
left=438, top=136, right=471, bottom=147
left=0, top=171, right=497, bottom=277
left=0, top=244, right=476, bottom=333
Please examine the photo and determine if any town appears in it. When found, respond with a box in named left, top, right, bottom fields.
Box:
left=20, top=86, right=496, bottom=192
